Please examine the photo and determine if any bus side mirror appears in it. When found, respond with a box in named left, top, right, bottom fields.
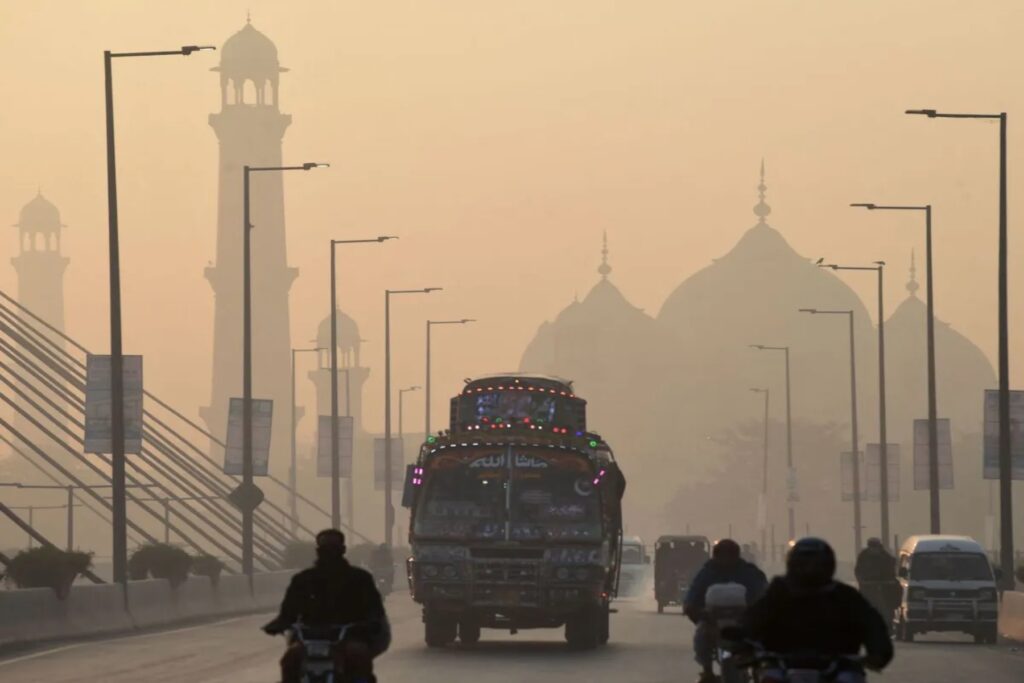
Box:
left=897, top=566, right=908, bottom=579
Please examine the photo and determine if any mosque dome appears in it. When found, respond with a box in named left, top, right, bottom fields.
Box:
left=16, top=192, right=63, bottom=232
left=316, top=309, right=362, bottom=356
left=214, top=19, right=287, bottom=79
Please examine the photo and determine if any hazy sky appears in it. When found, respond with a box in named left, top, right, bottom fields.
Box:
left=2, top=1, right=1023, bottom=436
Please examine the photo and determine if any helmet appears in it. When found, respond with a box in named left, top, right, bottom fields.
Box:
left=712, top=538, right=742, bottom=563
left=786, top=537, right=836, bottom=589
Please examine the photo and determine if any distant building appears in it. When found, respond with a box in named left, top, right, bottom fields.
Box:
left=200, top=19, right=298, bottom=476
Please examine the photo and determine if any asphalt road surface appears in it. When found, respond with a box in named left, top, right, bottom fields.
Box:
left=1, top=592, right=1021, bottom=682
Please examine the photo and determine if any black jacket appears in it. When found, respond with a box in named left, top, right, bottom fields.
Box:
left=745, top=577, right=893, bottom=668
left=264, top=558, right=390, bottom=654
left=854, top=547, right=896, bottom=584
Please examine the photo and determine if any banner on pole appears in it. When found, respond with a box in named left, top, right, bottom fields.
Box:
left=84, top=355, right=144, bottom=454
left=982, top=389, right=1024, bottom=480
left=864, top=443, right=901, bottom=502
left=840, top=451, right=864, bottom=502
left=224, top=398, right=273, bottom=476
left=374, top=437, right=404, bottom=491
left=913, top=418, right=954, bottom=490
left=317, top=415, right=354, bottom=478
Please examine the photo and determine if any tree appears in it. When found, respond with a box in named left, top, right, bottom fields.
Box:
left=5, top=546, right=93, bottom=598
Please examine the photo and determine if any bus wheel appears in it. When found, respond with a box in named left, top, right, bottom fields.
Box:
left=425, top=612, right=457, bottom=648
left=458, top=619, right=482, bottom=645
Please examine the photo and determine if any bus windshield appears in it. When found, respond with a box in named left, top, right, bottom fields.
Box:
left=413, top=447, right=602, bottom=541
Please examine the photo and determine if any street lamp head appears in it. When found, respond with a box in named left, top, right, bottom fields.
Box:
left=302, top=162, right=330, bottom=170
left=906, top=109, right=938, bottom=118
left=461, top=318, right=476, bottom=324
left=850, top=203, right=877, bottom=210
left=423, top=287, right=442, bottom=293
left=798, top=308, right=818, bottom=314
left=181, top=45, right=216, bottom=55
left=377, top=235, right=398, bottom=242
left=873, top=260, right=886, bottom=266
left=749, top=344, right=766, bottom=350
left=749, top=387, right=765, bottom=394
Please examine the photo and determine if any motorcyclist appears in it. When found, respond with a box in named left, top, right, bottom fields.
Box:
left=745, top=538, right=893, bottom=683
left=854, top=538, right=898, bottom=619
left=369, top=543, right=395, bottom=594
left=264, top=529, right=390, bottom=683
left=684, top=538, right=768, bottom=683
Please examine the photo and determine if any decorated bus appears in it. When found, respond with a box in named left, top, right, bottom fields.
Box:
left=402, top=374, right=626, bottom=649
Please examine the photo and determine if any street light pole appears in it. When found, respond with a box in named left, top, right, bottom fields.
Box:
left=800, top=308, right=862, bottom=554
left=750, top=345, right=795, bottom=540
left=751, top=387, right=769, bottom=556
left=425, top=319, right=475, bottom=437
left=291, top=346, right=322, bottom=537
left=241, top=163, right=327, bottom=575
left=906, top=108, right=1014, bottom=587
left=385, top=288, right=441, bottom=546
left=822, top=261, right=890, bottom=547
left=851, top=203, right=939, bottom=533
left=328, top=237, right=395, bottom=530
left=104, top=43, right=214, bottom=586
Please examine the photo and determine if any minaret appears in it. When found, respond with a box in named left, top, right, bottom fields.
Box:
left=200, top=19, right=297, bottom=472
left=598, top=231, right=612, bottom=280
left=9, top=192, right=70, bottom=455
left=907, top=249, right=920, bottom=298
left=11, top=192, right=68, bottom=343
left=308, top=310, right=370, bottom=524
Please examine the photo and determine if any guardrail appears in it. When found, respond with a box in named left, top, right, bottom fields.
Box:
left=0, top=571, right=293, bottom=649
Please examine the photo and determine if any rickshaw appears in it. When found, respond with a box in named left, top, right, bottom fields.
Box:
left=654, top=535, right=710, bottom=613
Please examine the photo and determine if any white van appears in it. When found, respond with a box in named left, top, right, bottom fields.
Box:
left=894, top=535, right=999, bottom=644
left=617, top=536, right=651, bottom=598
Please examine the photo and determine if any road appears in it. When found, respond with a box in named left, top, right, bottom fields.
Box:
left=1, top=592, right=1021, bottom=682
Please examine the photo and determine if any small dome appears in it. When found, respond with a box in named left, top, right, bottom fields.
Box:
left=214, top=21, right=286, bottom=78
left=316, top=309, right=361, bottom=354
left=16, top=192, right=63, bottom=232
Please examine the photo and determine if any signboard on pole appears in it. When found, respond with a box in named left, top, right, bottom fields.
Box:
left=840, top=451, right=864, bottom=502
left=913, top=418, right=954, bottom=490
left=317, top=415, right=354, bottom=478
left=864, top=443, right=901, bottom=502
left=374, top=437, right=404, bottom=491
left=982, top=389, right=1024, bottom=480
left=224, top=398, right=273, bottom=476
left=84, top=354, right=143, bottom=454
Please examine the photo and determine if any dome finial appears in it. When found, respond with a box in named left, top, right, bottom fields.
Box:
left=597, top=230, right=612, bottom=279
left=246, top=9, right=251, bottom=24
left=753, top=158, right=771, bottom=225
left=907, top=249, right=920, bottom=297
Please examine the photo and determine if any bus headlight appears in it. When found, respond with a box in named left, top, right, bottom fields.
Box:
left=422, top=564, right=439, bottom=578
left=441, top=565, right=458, bottom=580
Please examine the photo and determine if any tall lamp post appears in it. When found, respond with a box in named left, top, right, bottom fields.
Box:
left=290, top=345, right=323, bottom=537
left=905, top=108, right=1013, bottom=587
left=104, top=43, right=214, bottom=586
left=800, top=308, right=862, bottom=555
left=385, top=288, right=441, bottom=546
left=398, top=385, right=421, bottom=448
left=851, top=202, right=940, bottom=534
left=750, top=387, right=770, bottom=558
left=822, top=260, right=891, bottom=547
left=425, top=319, right=475, bottom=437
left=329, top=237, right=396, bottom=530
left=241, top=162, right=328, bottom=576
left=750, top=344, right=795, bottom=540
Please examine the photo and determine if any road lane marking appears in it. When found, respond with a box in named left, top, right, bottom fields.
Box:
left=0, top=615, right=253, bottom=668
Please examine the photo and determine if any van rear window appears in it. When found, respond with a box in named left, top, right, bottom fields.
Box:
left=910, top=552, right=992, bottom=581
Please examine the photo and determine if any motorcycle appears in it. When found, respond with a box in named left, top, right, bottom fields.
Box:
left=286, top=621, right=354, bottom=683
left=704, top=583, right=751, bottom=683
left=733, top=641, right=867, bottom=683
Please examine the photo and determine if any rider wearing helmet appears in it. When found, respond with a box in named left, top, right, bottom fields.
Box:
left=684, top=538, right=768, bottom=683
left=264, top=529, right=391, bottom=683
left=745, top=538, right=893, bottom=682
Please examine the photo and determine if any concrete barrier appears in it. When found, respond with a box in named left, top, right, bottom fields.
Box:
left=252, top=570, right=292, bottom=610
left=998, top=590, right=1024, bottom=642
left=0, top=570, right=290, bottom=648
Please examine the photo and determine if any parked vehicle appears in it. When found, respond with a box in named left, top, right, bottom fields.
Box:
left=894, top=535, right=999, bottom=644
